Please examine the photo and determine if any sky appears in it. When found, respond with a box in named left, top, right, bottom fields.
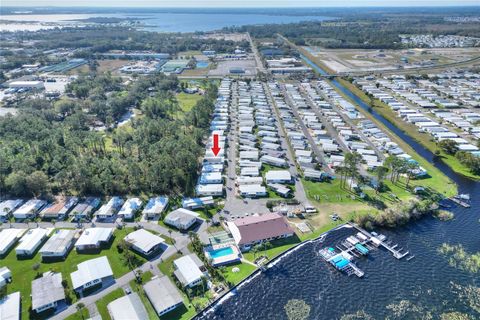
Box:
left=1, top=0, right=479, bottom=7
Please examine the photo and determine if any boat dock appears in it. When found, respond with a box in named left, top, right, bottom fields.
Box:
left=347, top=223, right=409, bottom=260
left=449, top=197, right=471, bottom=208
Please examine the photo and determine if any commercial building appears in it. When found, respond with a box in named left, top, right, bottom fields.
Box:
left=31, top=272, right=65, bottom=313
left=142, top=197, right=169, bottom=219
left=0, top=200, right=23, bottom=221
left=226, top=213, right=295, bottom=251
left=15, top=228, right=49, bottom=257
left=8, top=80, right=45, bottom=90
left=71, top=256, right=114, bottom=295
left=0, top=229, right=26, bottom=256
left=124, top=229, right=165, bottom=257
left=39, top=229, right=77, bottom=261
left=13, top=199, right=47, bottom=220
left=164, top=208, right=199, bottom=231
left=144, top=276, right=184, bottom=316
left=0, top=292, right=20, bottom=320
left=173, top=254, right=207, bottom=288
left=117, top=198, right=142, bottom=220
left=107, top=293, right=148, bottom=320
left=75, top=228, right=114, bottom=252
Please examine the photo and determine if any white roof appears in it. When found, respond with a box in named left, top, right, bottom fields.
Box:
left=142, top=197, right=169, bottom=215
left=265, top=170, right=291, bottom=181
left=75, top=228, right=113, bottom=247
left=143, top=276, right=183, bottom=314
left=0, top=291, right=20, bottom=320
left=107, top=293, right=148, bottom=320
left=71, top=256, right=113, bottom=290
left=13, top=199, right=46, bottom=216
left=124, top=229, right=165, bottom=253
left=31, top=272, right=65, bottom=310
left=0, top=229, right=26, bottom=253
left=16, top=228, right=48, bottom=252
left=0, top=200, right=23, bottom=216
left=40, top=229, right=77, bottom=255
left=118, top=198, right=142, bottom=217
left=173, top=255, right=203, bottom=286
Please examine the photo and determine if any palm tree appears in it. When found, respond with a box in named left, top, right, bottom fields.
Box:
left=374, top=166, right=389, bottom=194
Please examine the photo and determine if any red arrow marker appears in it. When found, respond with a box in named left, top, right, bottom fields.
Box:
left=211, top=133, right=221, bottom=156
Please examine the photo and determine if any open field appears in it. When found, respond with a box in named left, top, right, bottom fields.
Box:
left=221, top=262, right=257, bottom=285
left=2, top=227, right=144, bottom=319
left=176, top=92, right=203, bottom=113
left=303, top=46, right=480, bottom=73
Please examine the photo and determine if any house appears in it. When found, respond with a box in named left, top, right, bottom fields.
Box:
left=265, top=170, right=292, bottom=184
left=0, top=292, right=20, bottom=320
left=75, top=228, right=114, bottom=252
left=31, top=272, right=65, bottom=313
left=13, top=199, right=47, bottom=220
left=0, top=200, right=23, bottom=222
left=40, top=197, right=78, bottom=220
left=226, top=213, right=295, bottom=251
left=71, top=256, right=114, bottom=295
left=196, top=184, right=223, bottom=196
left=182, top=197, right=214, bottom=210
left=164, top=209, right=199, bottom=231
left=15, top=228, right=49, bottom=257
left=144, top=276, right=184, bottom=316
left=142, top=197, right=169, bottom=219
left=238, top=184, right=267, bottom=198
left=39, top=229, right=77, bottom=261
left=0, top=229, right=26, bottom=256
left=95, top=197, right=124, bottom=220
left=124, top=229, right=165, bottom=257
left=118, top=198, right=142, bottom=220
left=0, top=267, right=12, bottom=289
left=107, top=293, right=148, bottom=320
left=69, top=197, right=101, bottom=221
left=173, top=254, right=207, bottom=288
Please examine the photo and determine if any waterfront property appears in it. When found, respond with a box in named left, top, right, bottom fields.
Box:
left=124, top=229, right=166, bottom=258
left=74, top=228, right=114, bottom=252
left=107, top=292, right=148, bottom=320
left=164, top=208, right=200, bottom=231
left=173, top=254, right=208, bottom=288
left=205, top=245, right=241, bottom=266
left=31, top=272, right=65, bottom=314
left=39, top=229, right=78, bottom=261
left=71, top=256, right=114, bottom=296
left=226, top=213, right=295, bottom=251
left=143, top=276, right=184, bottom=316
left=15, top=228, right=49, bottom=257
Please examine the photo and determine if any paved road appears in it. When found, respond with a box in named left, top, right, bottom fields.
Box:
left=247, top=32, right=266, bottom=74
left=264, top=82, right=308, bottom=204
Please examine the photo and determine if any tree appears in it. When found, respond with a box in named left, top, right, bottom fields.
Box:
left=76, top=303, right=86, bottom=320
left=26, top=171, right=50, bottom=197
left=438, top=139, right=458, bottom=155
left=344, top=152, right=362, bottom=190
left=374, top=166, right=389, bottom=194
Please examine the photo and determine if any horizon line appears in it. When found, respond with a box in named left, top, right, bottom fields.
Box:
left=2, top=5, right=480, bottom=8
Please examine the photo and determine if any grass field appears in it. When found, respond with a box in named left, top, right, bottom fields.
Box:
left=242, top=235, right=302, bottom=263
left=95, top=288, right=125, bottom=320
left=338, top=78, right=478, bottom=181
left=3, top=227, right=144, bottom=319
left=221, top=262, right=257, bottom=285
left=176, top=92, right=203, bottom=113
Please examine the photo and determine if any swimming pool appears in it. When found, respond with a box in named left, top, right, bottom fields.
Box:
left=196, top=61, right=209, bottom=68
left=208, top=246, right=234, bottom=259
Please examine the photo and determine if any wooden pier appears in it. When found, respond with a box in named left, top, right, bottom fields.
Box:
left=347, top=223, right=409, bottom=260
left=449, top=197, right=471, bottom=208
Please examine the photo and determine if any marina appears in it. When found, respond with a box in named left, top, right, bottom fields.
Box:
left=319, top=223, right=412, bottom=277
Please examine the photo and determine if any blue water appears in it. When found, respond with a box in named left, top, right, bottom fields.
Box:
left=197, top=61, right=209, bottom=69
left=198, top=55, right=480, bottom=320
left=208, top=247, right=234, bottom=259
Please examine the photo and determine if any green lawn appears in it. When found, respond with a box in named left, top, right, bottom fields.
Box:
left=95, top=288, right=125, bottom=320
left=128, top=271, right=158, bottom=320
left=221, top=262, right=257, bottom=285
left=302, top=178, right=359, bottom=204
left=243, top=235, right=302, bottom=262
left=3, top=227, right=144, bottom=319
left=64, top=308, right=90, bottom=320
left=157, top=253, right=198, bottom=320
left=177, top=92, right=202, bottom=113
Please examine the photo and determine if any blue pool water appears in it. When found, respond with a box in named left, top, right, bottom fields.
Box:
left=196, top=61, right=209, bottom=69
left=208, top=247, right=234, bottom=259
